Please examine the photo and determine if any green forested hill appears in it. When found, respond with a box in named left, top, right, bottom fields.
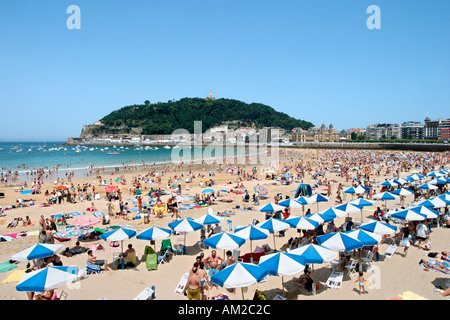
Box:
left=98, top=97, right=314, bottom=134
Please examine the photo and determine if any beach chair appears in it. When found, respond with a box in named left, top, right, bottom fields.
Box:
left=113, top=252, right=124, bottom=270
left=345, top=260, right=358, bottom=278
left=144, top=246, right=157, bottom=271
left=160, top=239, right=173, bottom=252
left=86, top=260, right=102, bottom=274
left=158, top=249, right=171, bottom=264
left=175, top=273, right=189, bottom=294
left=361, top=251, right=374, bottom=268
left=384, top=244, right=398, bottom=258
left=59, top=290, right=68, bottom=300
left=325, top=271, right=343, bottom=289
left=226, top=220, right=232, bottom=232
left=134, top=286, right=155, bottom=300
left=233, top=250, right=241, bottom=262
left=173, top=239, right=185, bottom=256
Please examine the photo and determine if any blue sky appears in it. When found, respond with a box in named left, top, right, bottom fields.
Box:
left=0, top=0, right=449, bottom=141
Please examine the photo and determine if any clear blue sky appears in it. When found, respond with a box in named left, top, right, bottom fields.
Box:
left=1, top=0, right=449, bottom=141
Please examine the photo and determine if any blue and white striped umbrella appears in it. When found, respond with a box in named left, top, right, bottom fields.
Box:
left=438, top=193, right=450, bottom=203
left=391, top=209, right=427, bottom=221
left=409, top=206, right=439, bottom=219
left=373, top=192, right=399, bottom=201
left=258, top=202, right=285, bottom=213
left=194, top=213, right=224, bottom=226
left=417, top=197, right=447, bottom=209
left=258, top=252, right=307, bottom=277
left=137, top=226, right=172, bottom=241
left=393, top=178, right=409, bottom=185
left=318, top=207, right=348, bottom=218
left=234, top=225, right=269, bottom=241
left=344, top=185, right=369, bottom=195
left=16, top=266, right=79, bottom=292
left=201, top=188, right=215, bottom=194
left=429, top=177, right=449, bottom=185
left=418, top=183, right=438, bottom=190
left=278, top=198, right=304, bottom=208
left=289, top=244, right=338, bottom=264
left=406, top=173, right=425, bottom=181
left=257, top=218, right=290, bottom=233
left=294, top=196, right=309, bottom=205
left=316, top=232, right=364, bottom=252
left=100, top=228, right=136, bottom=242
left=344, top=229, right=381, bottom=246
left=427, top=171, right=444, bottom=177
left=305, top=212, right=335, bottom=223
left=12, top=243, right=64, bottom=261
left=358, top=220, right=397, bottom=235
left=286, top=216, right=319, bottom=230
left=349, top=198, right=375, bottom=207
left=391, top=188, right=415, bottom=196
left=168, top=218, right=204, bottom=233
left=306, top=194, right=329, bottom=204
left=203, top=232, right=246, bottom=250
left=211, top=262, right=269, bottom=290
left=334, top=203, right=363, bottom=214
left=380, top=180, right=400, bottom=187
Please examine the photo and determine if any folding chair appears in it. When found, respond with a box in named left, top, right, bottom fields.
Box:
left=233, top=249, right=241, bottom=262
left=361, top=251, right=374, bottom=268
left=59, top=290, right=68, bottom=300
left=158, top=249, right=171, bottom=264
left=345, top=260, right=359, bottom=278
left=113, top=252, right=124, bottom=270
left=134, top=286, right=155, bottom=300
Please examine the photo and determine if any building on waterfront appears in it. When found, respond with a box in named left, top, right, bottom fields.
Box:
left=401, top=121, right=424, bottom=140
left=424, top=116, right=441, bottom=140
left=438, top=119, right=450, bottom=141
left=290, top=124, right=350, bottom=142
left=366, top=123, right=400, bottom=140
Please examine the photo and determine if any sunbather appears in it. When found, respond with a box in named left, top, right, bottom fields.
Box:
left=419, top=259, right=450, bottom=274
left=87, top=249, right=109, bottom=272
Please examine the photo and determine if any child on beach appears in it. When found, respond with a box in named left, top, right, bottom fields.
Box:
left=355, top=271, right=367, bottom=295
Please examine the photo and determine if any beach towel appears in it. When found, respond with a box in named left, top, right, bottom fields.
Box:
left=109, top=242, right=121, bottom=250
left=399, top=291, right=428, bottom=300
left=70, top=212, right=82, bottom=217
left=0, top=261, right=17, bottom=273
left=92, top=212, right=104, bottom=217
left=3, top=233, right=17, bottom=239
left=91, top=244, right=106, bottom=252
left=28, top=230, right=39, bottom=236
left=1, top=269, right=26, bottom=283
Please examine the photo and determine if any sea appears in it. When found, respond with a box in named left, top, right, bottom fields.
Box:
left=0, top=141, right=267, bottom=181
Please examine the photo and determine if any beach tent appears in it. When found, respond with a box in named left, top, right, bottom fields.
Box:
left=295, top=184, right=312, bottom=198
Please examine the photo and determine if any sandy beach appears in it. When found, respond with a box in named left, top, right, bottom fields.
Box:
left=0, top=148, right=449, bottom=301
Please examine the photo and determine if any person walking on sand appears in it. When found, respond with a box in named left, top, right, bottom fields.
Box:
left=182, top=266, right=203, bottom=300
left=355, top=271, right=367, bottom=295
left=205, top=250, right=223, bottom=287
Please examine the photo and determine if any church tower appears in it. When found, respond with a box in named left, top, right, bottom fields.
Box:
left=206, top=89, right=215, bottom=100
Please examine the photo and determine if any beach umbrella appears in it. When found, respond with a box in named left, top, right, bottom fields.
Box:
left=194, top=213, right=224, bottom=226
left=316, top=232, right=364, bottom=253
left=12, top=243, right=64, bottom=262
left=427, top=171, right=444, bottom=177
left=305, top=212, right=335, bottom=223
left=289, top=243, right=339, bottom=283
left=201, top=189, right=215, bottom=194
left=254, top=185, right=268, bottom=196
left=20, top=190, right=33, bottom=195
left=234, top=225, right=269, bottom=261
left=305, top=194, right=329, bottom=212
left=72, top=216, right=101, bottom=227
left=278, top=198, right=304, bottom=208
left=437, top=193, right=450, bottom=203
left=286, top=216, right=319, bottom=230
left=391, top=188, right=414, bottom=196
left=407, top=173, right=425, bottom=181
left=203, top=232, right=246, bottom=250
left=16, top=266, right=79, bottom=292
left=56, top=185, right=69, bottom=190
left=418, top=183, right=438, bottom=190
left=334, top=203, right=363, bottom=214
left=168, top=218, right=204, bottom=248
left=392, top=178, right=409, bottom=185
left=259, top=252, right=307, bottom=292
left=418, top=197, right=448, bottom=209
left=100, top=227, right=137, bottom=255
left=53, top=226, right=82, bottom=242
left=256, top=218, right=290, bottom=250
left=317, top=208, right=347, bottom=222
left=349, top=198, right=375, bottom=207
left=210, top=262, right=269, bottom=299
left=344, top=185, right=370, bottom=195
left=429, top=177, right=449, bottom=185
left=390, top=209, right=426, bottom=222
left=409, top=206, right=439, bottom=219
left=380, top=180, right=399, bottom=187
left=104, top=185, right=120, bottom=193
left=345, top=229, right=381, bottom=246
left=358, top=221, right=397, bottom=235
left=372, top=192, right=399, bottom=212
left=258, top=203, right=285, bottom=213
left=137, top=226, right=172, bottom=250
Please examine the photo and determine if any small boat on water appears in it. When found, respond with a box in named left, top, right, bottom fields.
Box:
left=164, top=145, right=171, bottom=149
left=107, top=151, right=120, bottom=155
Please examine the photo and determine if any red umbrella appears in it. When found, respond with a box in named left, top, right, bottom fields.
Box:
left=104, top=186, right=119, bottom=193
left=56, top=185, right=68, bottom=190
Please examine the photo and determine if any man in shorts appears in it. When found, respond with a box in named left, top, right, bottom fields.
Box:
left=206, top=250, right=223, bottom=284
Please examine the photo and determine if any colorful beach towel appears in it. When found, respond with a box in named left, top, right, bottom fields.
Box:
left=70, top=212, right=82, bottom=217
left=0, top=261, right=17, bottom=273
left=398, top=291, right=428, bottom=300
left=92, top=212, right=105, bottom=217
left=1, top=269, right=26, bottom=283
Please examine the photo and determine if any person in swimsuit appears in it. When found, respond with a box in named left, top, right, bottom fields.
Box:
left=206, top=250, right=223, bottom=288
left=183, top=266, right=202, bottom=300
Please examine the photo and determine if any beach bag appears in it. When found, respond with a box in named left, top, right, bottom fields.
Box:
left=252, top=289, right=266, bottom=300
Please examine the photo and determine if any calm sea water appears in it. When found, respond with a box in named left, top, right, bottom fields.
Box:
left=0, top=141, right=263, bottom=179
